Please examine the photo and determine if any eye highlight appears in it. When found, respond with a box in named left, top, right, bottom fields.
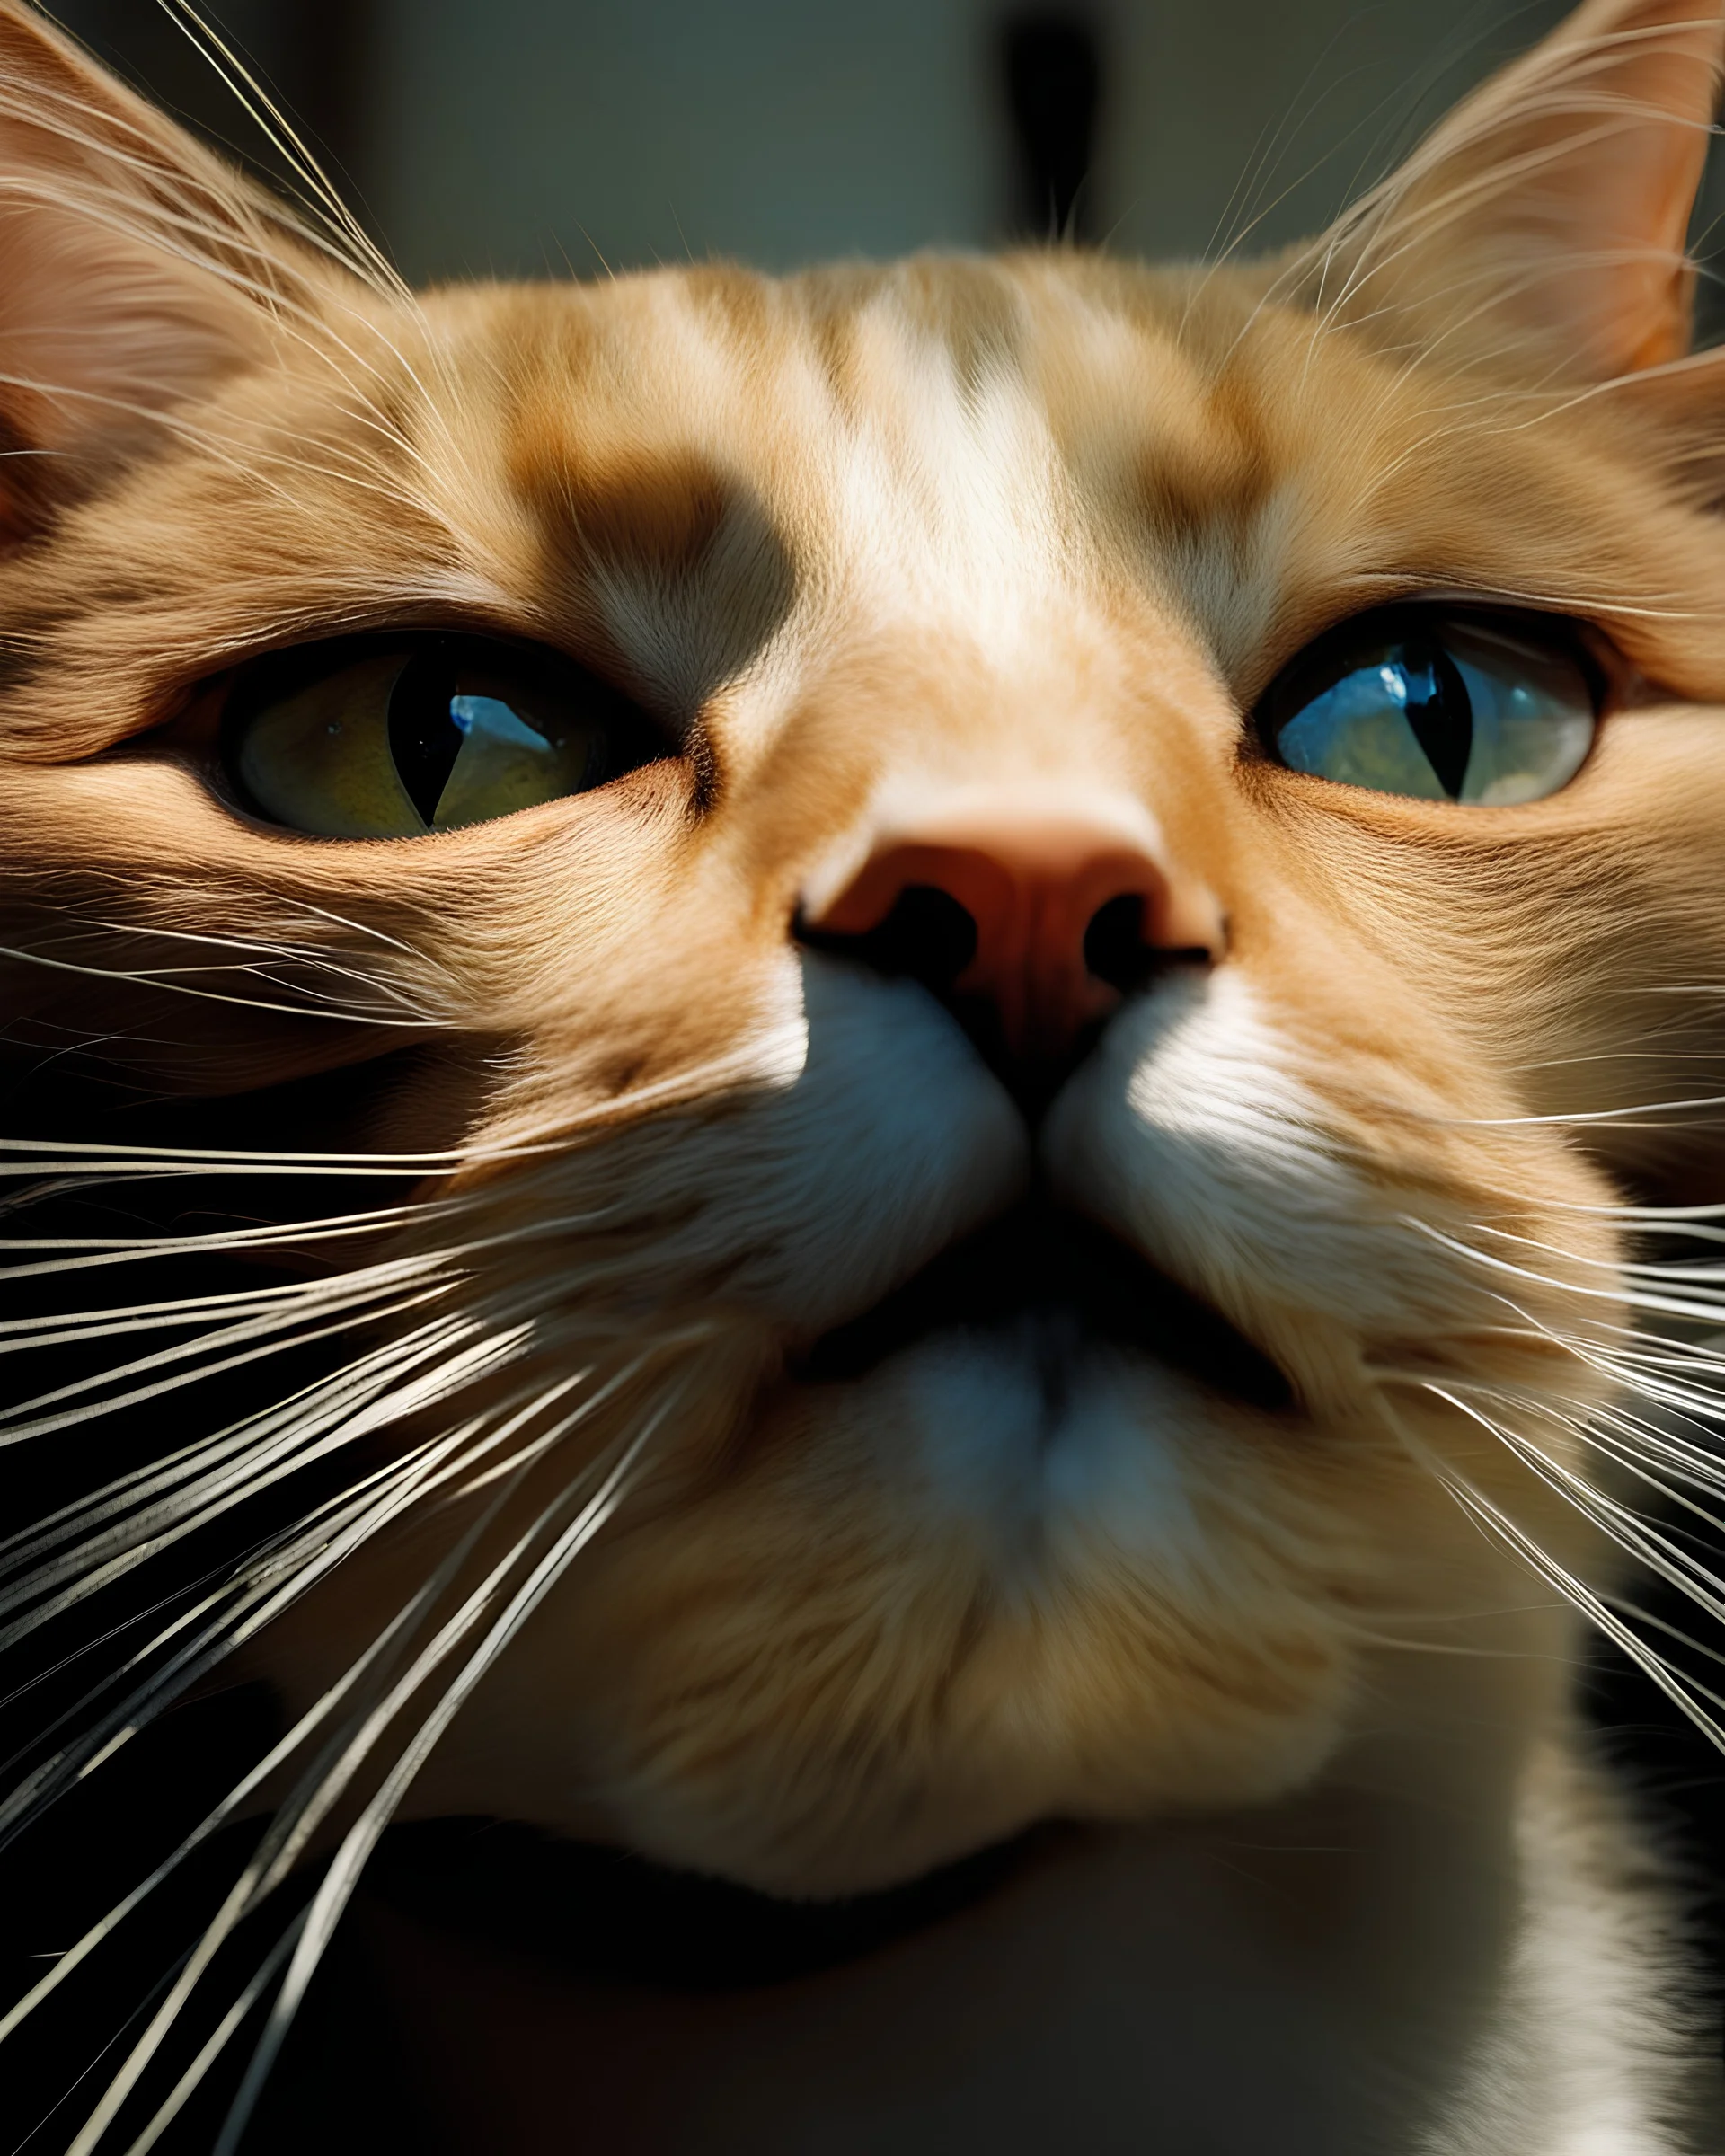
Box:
left=1257, top=609, right=1599, bottom=806
left=225, top=636, right=668, bottom=838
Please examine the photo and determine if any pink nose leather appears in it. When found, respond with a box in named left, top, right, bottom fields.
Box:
left=810, top=809, right=1224, bottom=1057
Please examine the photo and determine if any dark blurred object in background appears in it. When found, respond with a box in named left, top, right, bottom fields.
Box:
left=1003, top=12, right=1101, bottom=241
left=50, top=1, right=1601, bottom=289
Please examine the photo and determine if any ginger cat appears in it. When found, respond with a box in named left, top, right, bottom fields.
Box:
left=1, top=1, right=1724, bottom=2147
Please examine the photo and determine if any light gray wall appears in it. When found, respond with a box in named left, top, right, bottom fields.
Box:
left=370, top=0, right=1570, bottom=286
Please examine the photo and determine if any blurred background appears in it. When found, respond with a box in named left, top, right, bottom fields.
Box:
left=49, top=0, right=1608, bottom=290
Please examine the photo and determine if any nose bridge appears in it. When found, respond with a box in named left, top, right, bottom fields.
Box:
left=805, top=782, right=1225, bottom=1061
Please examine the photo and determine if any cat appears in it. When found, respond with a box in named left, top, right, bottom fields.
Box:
left=2, top=0, right=1725, bottom=2146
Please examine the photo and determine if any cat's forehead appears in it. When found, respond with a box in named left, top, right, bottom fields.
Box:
left=463, top=255, right=1252, bottom=451
left=419, top=257, right=1300, bottom=720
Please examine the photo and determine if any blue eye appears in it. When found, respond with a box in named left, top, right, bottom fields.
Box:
left=1260, top=611, right=1598, bottom=805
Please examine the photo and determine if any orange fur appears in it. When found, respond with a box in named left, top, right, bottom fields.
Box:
left=4, top=1, right=1725, bottom=2146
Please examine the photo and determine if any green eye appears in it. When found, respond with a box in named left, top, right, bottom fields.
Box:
left=1259, top=610, right=1598, bottom=806
left=226, top=637, right=665, bottom=838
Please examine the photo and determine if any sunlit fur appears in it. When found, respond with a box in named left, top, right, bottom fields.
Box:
left=4, top=0, right=1725, bottom=2147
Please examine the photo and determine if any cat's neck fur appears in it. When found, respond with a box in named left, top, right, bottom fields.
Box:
left=353, top=1652, right=1708, bottom=2154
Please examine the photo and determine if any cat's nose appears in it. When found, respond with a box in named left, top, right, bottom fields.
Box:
left=801, top=793, right=1224, bottom=1076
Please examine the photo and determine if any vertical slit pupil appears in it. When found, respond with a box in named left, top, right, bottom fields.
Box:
left=1397, top=640, right=1473, bottom=800
left=387, top=654, right=464, bottom=826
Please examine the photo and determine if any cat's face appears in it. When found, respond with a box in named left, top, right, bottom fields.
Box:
left=5, top=0, right=1725, bottom=1901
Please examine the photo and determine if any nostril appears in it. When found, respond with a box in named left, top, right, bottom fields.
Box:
left=1081, top=893, right=1151, bottom=994
left=801, top=883, right=979, bottom=994
left=1082, top=890, right=1219, bottom=994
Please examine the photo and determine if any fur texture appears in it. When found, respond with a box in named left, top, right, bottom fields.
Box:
left=2, top=1, right=1725, bottom=2147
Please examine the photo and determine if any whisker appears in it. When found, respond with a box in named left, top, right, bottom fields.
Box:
left=209, top=1365, right=697, bottom=2156
left=1384, top=1401, right=1725, bottom=1753
left=0, top=1311, right=536, bottom=1653
left=121, top=1907, right=307, bottom=2156
left=1425, top=1384, right=1725, bottom=1632
left=35, top=1348, right=694, bottom=2148
left=0, top=1371, right=602, bottom=2008
left=0, top=936, right=442, bottom=1029
left=0, top=1284, right=468, bottom=1451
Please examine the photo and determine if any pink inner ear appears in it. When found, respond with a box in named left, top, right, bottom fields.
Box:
left=1561, top=23, right=1721, bottom=373
left=0, top=4, right=306, bottom=538
left=0, top=209, right=258, bottom=445
left=1614, top=120, right=1711, bottom=370
left=1335, top=0, right=1725, bottom=383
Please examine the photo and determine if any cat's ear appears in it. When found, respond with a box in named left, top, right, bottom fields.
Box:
left=0, top=2, right=331, bottom=537
left=1322, top=0, right=1725, bottom=379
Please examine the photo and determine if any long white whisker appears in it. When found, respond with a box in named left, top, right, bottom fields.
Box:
left=0, top=1312, right=533, bottom=1650
left=0, top=1372, right=592, bottom=2040
left=1424, top=1384, right=1725, bottom=1632
left=208, top=1365, right=696, bottom=2156
left=49, top=1348, right=689, bottom=2149
left=0, top=1283, right=464, bottom=1451
left=121, top=1909, right=307, bottom=2156
left=1384, top=1400, right=1725, bottom=1752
